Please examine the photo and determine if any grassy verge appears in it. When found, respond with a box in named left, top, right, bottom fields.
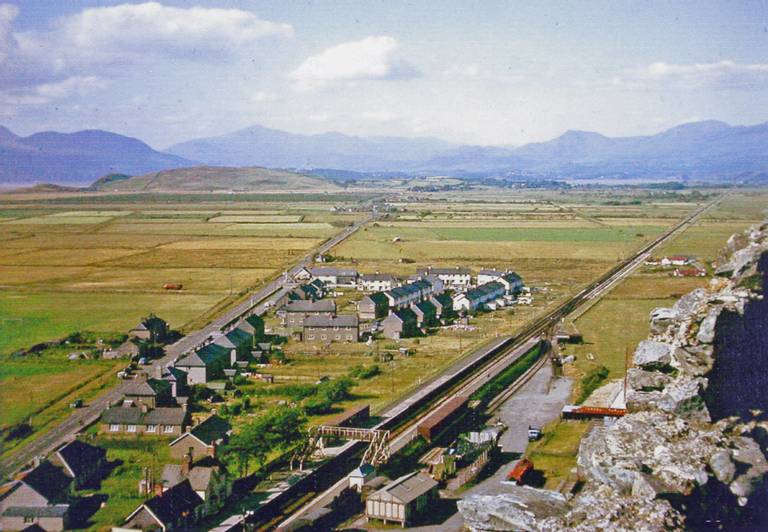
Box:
left=471, top=343, right=543, bottom=405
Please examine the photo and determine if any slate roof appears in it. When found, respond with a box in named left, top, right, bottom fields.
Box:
left=140, top=479, right=203, bottom=527
left=55, top=440, right=106, bottom=479
left=417, top=266, right=470, bottom=276
left=361, top=292, right=389, bottom=305
left=501, top=272, right=522, bottom=284
left=17, top=461, right=72, bottom=502
left=2, top=505, right=70, bottom=518
left=161, top=464, right=215, bottom=494
left=188, top=415, right=231, bottom=445
left=371, top=471, right=437, bottom=504
left=304, top=314, right=359, bottom=328
left=309, top=267, right=358, bottom=277
left=283, top=300, right=336, bottom=313
left=478, top=269, right=503, bottom=276
left=360, top=273, right=397, bottom=282
left=176, top=343, right=230, bottom=368
left=384, top=308, right=418, bottom=325
left=123, top=378, right=171, bottom=397
left=101, top=407, right=187, bottom=426
left=462, top=281, right=506, bottom=302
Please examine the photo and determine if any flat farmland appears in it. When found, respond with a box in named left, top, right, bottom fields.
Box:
left=0, top=195, right=365, bottom=358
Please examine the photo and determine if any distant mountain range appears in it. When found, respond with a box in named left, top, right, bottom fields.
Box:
left=168, top=120, right=768, bottom=180
left=1, top=120, right=767, bottom=186
left=0, top=127, right=192, bottom=186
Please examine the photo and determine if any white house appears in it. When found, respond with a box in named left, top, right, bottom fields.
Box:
left=452, top=281, right=506, bottom=313
left=417, top=267, right=471, bottom=290
left=358, top=273, right=399, bottom=292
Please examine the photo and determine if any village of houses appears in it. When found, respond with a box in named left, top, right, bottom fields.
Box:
left=0, top=263, right=532, bottom=531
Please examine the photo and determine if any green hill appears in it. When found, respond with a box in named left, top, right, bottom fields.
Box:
left=92, top=166, right=338, bottom=192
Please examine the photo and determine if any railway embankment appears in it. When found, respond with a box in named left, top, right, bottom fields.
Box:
left=459, top=220, right=768, bottom=530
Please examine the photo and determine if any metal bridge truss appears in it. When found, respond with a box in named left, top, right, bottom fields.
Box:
left=291, top=425, right=391, bottom=471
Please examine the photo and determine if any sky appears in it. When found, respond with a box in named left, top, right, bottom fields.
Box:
left=1, top=0, right=767, bottom=149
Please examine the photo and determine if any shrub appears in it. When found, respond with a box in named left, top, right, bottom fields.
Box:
left=577, top=365, right=610, bottom=404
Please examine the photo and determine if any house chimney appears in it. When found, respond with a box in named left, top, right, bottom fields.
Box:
left=208, top=443, right=217, bottom=459
left=140, top=403, right=148, bottom=414
left=182, top=451, right=193, bottom=476
left=154, top=482, right=164, bottom=497
left=154, top=365, right=163, bottom=379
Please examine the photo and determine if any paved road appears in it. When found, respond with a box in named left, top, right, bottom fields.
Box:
left=0, top=214, right=372, bottom=479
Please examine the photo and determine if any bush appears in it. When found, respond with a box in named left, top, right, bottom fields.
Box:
left=303, top=396, right=333, bottom=415
left=349, top=364, right=381, bottom=380
left=577, top=365, right=610, bottom=403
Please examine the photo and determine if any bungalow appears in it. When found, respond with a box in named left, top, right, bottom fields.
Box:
left=358, top=273, right=399, bottom=292
left=303, top=314, right=359, bottom=342
left=365, top=471, right=439, bottom=527
left=161, top=455, right=230, bottom=516
left=169, top=415, right=231, bottom=461
left=308, top=267, right=359, bottom=288
left=381, top=309, right=420, bottom=340
left=0, top=461, right=73, bottom=532
left=279, top=299, right=336, bottom=328
left=122, top=376, right=174, bottom=409
left=129, top=314, right=169, bottom=343
left=100, top=406, right=188, bottom=437
left=51, top=440, right=107, bottom=490
left=417, top=266, right=471, bottom=290
left=411, top=300, right=437, bottom=328
left=103, top=338, right=140, bottom=359
left=122, top=479, right=204, bottom=531
left=453, top=281, right=506, bottom=313
left=358, top=292, right=390, bottom=321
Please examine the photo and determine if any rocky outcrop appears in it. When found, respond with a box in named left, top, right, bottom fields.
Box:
left=460, top=221, right=768, bottom=531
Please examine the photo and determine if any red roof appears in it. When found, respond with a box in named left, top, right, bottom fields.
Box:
left=572, top=406, right=627, bottom=417
left=418, top=396, right=468, bottom=432
left=508, top=458, right=534, bottom=482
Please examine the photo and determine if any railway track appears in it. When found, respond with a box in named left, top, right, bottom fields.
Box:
left=247, top=195, right=724, bottom=531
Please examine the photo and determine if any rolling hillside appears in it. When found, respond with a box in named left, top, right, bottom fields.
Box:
left=92, top=166, right=339, bottom=192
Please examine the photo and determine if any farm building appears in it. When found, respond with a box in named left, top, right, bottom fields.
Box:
left=381, top=309, right=420, bottom=340
left=417, top=266, right=471, bottom=290
left=129, top=314, right=169, bottom=343
left=672, top=268, right=706, bottom=277
left=417, top=396, right=469, bottom=442
left=365, top=471, right=439, bottom=527
left=303, top=314, right=359, bottom=342
left=452, top=281, right=506, bottom=313
left=358, top=292, right=390, bottom=320
left=279, top=299, right=336, bottom=328
left=307, top=267, right=359, bottom=288
left=358, top=273, right=399, bottom=292
left=122, top=479, right=204, bottom=531
left=103, top=338, right=140, bottom=359
left=100, top=406, right=188, bottom=436
left=661, top=255, right=694, bottom=267
left=169, top=415, right=231, bottom=460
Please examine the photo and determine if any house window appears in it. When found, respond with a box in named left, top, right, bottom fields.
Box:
left=321, top=334, right=327, bottom=340
left=24, top=516, right=35, bottom=524
left=127, top=424, right=137, bottom=433
left=146, top=424, right=157, bottom=433
left=109, top=424, right=120, bottom=432
left=164, top=425, right=175, bottom=433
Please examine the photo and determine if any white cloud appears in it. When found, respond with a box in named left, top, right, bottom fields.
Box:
left=0, top=3, right=18, bottom=64
left=1, top=2, right=293, bottom=90
left=48, top=2, right=292, bottom=55
left=289, top=36, right=419, bottom=91
left=617, top=60, right=768, bottom=90
left=35, top=75, right=109, bottom=99
left=251, top=91, right=277, bottom=103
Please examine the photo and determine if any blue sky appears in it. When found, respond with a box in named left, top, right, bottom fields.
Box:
left=1, top=1, right=767, bottom=148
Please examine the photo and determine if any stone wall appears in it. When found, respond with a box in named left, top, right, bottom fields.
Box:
left=459, top=221, right=768, bottom=531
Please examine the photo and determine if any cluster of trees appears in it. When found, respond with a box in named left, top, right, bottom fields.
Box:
left=225, top=406, right=306, bottom=476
